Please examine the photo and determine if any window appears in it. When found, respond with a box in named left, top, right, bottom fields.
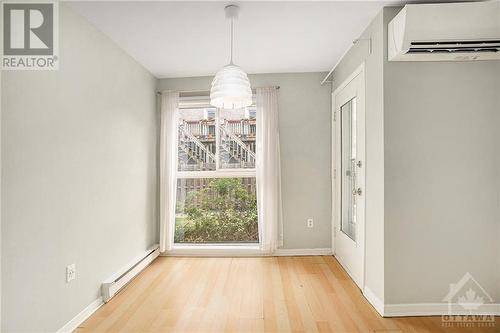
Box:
left=174, top=104, right=258, bottom=244
left=340, top=98, right=357, bottom=241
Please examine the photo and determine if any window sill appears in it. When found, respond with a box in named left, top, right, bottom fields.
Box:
left=162, top=244, right=261, bottom=257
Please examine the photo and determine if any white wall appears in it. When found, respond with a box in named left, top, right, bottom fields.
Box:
left=1, top=4, right=157, bottom=332
left=157, top=73, right=332, bottom=249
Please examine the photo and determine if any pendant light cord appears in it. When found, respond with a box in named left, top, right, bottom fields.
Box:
left=230, top=17, right=234, bottom=65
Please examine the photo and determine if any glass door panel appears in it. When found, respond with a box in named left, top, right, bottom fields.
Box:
left=340, top=98, right=357, bottom=241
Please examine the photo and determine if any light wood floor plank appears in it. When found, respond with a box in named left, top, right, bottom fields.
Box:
left=76, top=256, right=499, bottom=333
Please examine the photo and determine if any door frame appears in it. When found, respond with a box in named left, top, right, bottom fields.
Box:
left=331, top=62, right=366, bottom=290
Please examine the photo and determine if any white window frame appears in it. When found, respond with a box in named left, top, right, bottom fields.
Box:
left=176, top=103, right=257, bottom=178
left=173, top=97, right=259, bottom=251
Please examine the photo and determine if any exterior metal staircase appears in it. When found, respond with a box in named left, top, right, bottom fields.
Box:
left=220, top=122, right=256, bottom=168
left=178, top=123, right=216, bottom=169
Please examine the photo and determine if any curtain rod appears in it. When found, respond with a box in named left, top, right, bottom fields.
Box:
left=156, top=86, right=280, bottom=95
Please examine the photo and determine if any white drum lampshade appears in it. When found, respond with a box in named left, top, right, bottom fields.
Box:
left=210, top=64, right=252, bottom=109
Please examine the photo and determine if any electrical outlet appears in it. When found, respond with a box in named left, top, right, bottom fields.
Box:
left=307, top=218, right=314, bottom=228
left=66, top=264, right=76, bottom=283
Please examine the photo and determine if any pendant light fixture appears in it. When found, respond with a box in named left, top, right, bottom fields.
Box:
left=210, top=5, right=252, bottom=109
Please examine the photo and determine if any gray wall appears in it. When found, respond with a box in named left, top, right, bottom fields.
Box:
left=331, top=11, right=386, bottom=301
left=158, top=73, right=332, bottom=249
left=1, top=4, right=157, bottom=332
left=383, top=7, right=500, bottom=304
left=332, top=6, right=500, bottom=305
left=0, top=56, right=2, bottom=331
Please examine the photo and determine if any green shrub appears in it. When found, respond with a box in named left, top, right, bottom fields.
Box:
left=174, top=178, right=258, bottom=243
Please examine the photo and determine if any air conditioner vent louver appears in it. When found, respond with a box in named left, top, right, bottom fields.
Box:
left=408, top=40, right=500, bottom=54
left=410, top=40, right=500, bottom=46
left=388, top=2, right=500, bottom=61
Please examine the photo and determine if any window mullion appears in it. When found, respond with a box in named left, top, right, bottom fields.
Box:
left=177, top=169, right=256, bottom=179
left=215, top=108, right=220, bottom=171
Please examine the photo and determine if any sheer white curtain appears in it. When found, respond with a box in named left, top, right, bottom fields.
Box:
left=256, top=87, right=283, bottom=254
left=159, top=91, right=179, bottom=252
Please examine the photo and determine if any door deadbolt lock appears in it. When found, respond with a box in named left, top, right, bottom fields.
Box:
left=353, top=187, right=362, bottom=196
left=356, top=160, right=362, bottom=168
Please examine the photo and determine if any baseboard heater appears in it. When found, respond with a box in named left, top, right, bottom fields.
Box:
left=101, top=244, right=160, bottom=303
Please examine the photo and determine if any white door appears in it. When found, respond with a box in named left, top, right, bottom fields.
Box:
left=332, top=64, right=365, bottom=289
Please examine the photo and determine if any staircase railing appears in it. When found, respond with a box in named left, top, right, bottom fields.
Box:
left=220, top=122, right=256, bottom=167
left=179, top=123, right=216, bottom=167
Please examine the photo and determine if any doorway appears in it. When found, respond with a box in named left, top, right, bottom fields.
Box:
left=332, top=64, right=366, bottom=289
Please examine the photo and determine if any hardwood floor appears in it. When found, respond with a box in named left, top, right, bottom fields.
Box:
left=77, top=256, right=499, bottom=333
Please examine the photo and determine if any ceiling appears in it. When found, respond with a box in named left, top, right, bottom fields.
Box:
left=68, top=1, right=401, bottom=78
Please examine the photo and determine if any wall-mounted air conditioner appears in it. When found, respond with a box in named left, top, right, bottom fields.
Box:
left=388, top=1, right=500, bottom=61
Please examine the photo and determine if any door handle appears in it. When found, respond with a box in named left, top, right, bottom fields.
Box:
left=353, top=187, right=362, bottom=196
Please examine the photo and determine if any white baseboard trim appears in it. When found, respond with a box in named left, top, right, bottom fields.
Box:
left=273, top=248, right=333, bottom=256
left=57, top=297, right=103, bottom=333
left=362, top=287, right=500, bottom=318
left=102, top=245, right=160, bottom=302
left=160, top=247, right=333, bottom=257
left=58, top=246, right=160, bottom=332
left=383, top=303, right=500, bottom=317
left=363, top=287, right=385, bottom=316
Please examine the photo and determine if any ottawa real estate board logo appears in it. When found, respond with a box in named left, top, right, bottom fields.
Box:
left=2, top=1, right=59, bottom=70
left=441, top=272, right=496, bottom=328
